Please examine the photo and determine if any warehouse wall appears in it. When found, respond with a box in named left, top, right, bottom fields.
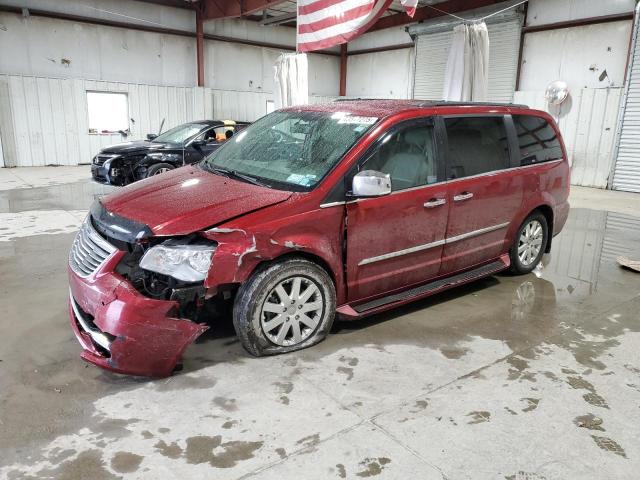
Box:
left=0, top=3, right=340, bottom=167
left=526, top=0, right=635, bottom=26
left=519, top=21, right=633, bottom=91
left=516, top=0, right=636, bottom=188
left=0, top=0, right=194, bottom=30
left=346, top=49, right=414, bottom=99
left=0, top=13, right=197, bottom=87
left=0, top=9, right=339, bottom=95
left=346, top=26, right=414, bottom=99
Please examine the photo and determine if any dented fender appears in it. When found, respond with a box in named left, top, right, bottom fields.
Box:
left=203, top=207, right=346, bottom=303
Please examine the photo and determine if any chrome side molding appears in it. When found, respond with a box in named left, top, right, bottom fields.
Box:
left=358, top=222, right=510, bottom=266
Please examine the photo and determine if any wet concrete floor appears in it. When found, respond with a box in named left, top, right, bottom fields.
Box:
left=1, top=173, right=639, bottom=479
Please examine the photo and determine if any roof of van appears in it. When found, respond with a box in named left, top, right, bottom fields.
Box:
left=284, top=99, right=533, bottom=118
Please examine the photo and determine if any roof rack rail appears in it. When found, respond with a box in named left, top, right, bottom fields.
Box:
left=332, top=97, right=382, bottom=102
left=414, top=100, right=530, bottom=109
left=332, top=98, right=530, bottom=109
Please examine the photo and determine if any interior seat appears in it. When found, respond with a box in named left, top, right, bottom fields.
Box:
left=381, top=128, right=430, bottom=190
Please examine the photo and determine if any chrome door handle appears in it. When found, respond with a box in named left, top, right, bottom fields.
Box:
left=424, top=198, right=447, bottom=208
left=453, top=192, right=474, bottom=202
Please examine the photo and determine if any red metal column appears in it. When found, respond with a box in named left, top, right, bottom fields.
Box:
left=196, top=7, right=205, bottom=87
left=339, top=44, right=348, bottom=96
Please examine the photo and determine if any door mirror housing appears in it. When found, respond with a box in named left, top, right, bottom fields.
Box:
left=146, top=133, right=158, bottom=141
left=352, top=170, right=392, bottom=198
left=191, top=139, right=206, bottom=149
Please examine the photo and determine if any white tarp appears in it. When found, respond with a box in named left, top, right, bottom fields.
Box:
left=274, top=53, right=309, bottom=109
left=442, top=22, right=490, bottom=102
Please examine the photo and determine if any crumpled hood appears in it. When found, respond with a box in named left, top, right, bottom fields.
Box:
left=100, top=165, right=292, bottom=236
left=100, top=140, right=170, bottom=155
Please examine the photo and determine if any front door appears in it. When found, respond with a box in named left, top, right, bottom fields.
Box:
left=184, top=128, right=220, bottom=164
left=439, top=115, right=523, bottom=274
left=346, top=119, right=449, bottom=301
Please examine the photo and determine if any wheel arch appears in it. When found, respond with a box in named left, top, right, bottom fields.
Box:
left=252, top=251, right=338, bottom=291
left=523, top=204, right=554, bottom=253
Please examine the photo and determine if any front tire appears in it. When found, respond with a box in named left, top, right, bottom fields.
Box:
left=233, top=258, right=336, bottom=357
left=146, top=162, right=174, bottom=177
left=509, top=212, right=548, bottom=274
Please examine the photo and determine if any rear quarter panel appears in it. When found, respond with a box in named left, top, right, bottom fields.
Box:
left=508, top=108, right=571, bottom=238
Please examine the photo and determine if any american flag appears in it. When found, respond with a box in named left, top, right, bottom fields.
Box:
left=296, top=0, right=397, bottom=53
left=401, top=0, right=418, bottom=17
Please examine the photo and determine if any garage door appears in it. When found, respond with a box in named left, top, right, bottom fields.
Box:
left=612, top=6, right=640, bottom=192
left=410, top=10, right=523, bottom=103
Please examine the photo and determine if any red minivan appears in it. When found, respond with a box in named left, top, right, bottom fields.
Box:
left=68, top=100, right=570, bottom=377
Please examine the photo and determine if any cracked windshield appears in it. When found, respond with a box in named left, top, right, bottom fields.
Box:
left=202, top=110, right=377, bottom=190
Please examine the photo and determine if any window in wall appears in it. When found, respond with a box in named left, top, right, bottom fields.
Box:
left=87, top=91, right=129, bottom=134
left=363, top=124, right=437, bottom=191
left=445, top=116, right=510, bottom=179
left=513, top=115, right=563, bottom=166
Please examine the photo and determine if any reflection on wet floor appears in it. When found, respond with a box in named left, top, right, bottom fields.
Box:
left=1, top=178, right=640, bottom=479
left=0, top=179, right=116, bottom=214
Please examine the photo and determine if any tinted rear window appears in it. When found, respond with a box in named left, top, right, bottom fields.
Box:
left=445, top=116, right=510, bottom=179
left=513, top=115, right=563, bottom=166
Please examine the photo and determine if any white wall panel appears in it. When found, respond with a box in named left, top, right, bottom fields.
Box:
left=0, top=0, right=195, bottom=31
left=527, top=0, right=636, bottom=27
left=514, top=88, right=623, bottom=188
left=347, top=26, right=412, bottom=51
left=519, top=21, right=633, bottom=92
left=308, top=55, right=342, bottom=97
left=204, top=18, right=294, bottom=47
left=347, top=49, right=414, bottom=99
left=0, top=13, right=196, bottom=87
left=0, top=75, right=211, bottom=167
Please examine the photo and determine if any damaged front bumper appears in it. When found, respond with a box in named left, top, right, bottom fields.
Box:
left=68, top=267, right=209, bottom=377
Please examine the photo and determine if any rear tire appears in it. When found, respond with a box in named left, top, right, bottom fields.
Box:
left=146, top=162, right=174, bottom=177
left=509, top=212, right=548, bottom=275
left=233, top=258, right=336, bottom=357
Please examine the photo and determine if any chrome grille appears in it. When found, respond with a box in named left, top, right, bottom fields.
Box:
left=69, top=218, right=117, bottom=277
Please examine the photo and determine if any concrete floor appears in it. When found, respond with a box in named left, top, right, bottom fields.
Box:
left=1, top=166, right=640, bottom=479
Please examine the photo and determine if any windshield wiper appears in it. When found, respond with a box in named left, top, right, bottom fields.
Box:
left=209, top=166, right=270, bottom=188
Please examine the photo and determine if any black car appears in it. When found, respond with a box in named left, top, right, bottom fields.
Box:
left=91, top=120, right=250, bottom=186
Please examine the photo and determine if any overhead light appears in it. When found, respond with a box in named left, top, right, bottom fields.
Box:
left=260, top=11, right=296, bottom=26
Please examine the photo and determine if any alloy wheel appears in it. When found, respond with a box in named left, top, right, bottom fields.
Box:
left=154, top=167, right=170, bottom=175
left=260, top=276, right=323, bottom=347
left=518, top=220, right=544, bottom=267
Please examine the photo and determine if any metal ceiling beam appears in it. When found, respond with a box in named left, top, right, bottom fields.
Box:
left=135, top=0, right=193, bottom=9
left=200, top=0, right=291, bottom=20
left=368, top=0, right=505, bottom=32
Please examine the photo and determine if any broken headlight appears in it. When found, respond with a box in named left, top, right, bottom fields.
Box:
left=139, top=239, right=216, bottom=282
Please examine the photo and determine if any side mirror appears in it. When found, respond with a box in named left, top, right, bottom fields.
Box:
left=146, top=133, right=158, bottom=141
left=352, top=170, right=391, bottom=198
left=191, top=139, right=206, bottom=149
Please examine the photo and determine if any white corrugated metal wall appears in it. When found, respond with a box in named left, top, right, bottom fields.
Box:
left=411, top=10, right=523, bottom=102
left=0, top=75, right=213, bottom=167
left=514, top=88, right=623, bottom=188
left=0, top=74, right=334, bottom=167
left=612, top=4, right=640, bottom=192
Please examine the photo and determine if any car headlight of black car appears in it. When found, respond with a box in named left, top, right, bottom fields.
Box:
left=147, top=152, right=182, bottom=162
